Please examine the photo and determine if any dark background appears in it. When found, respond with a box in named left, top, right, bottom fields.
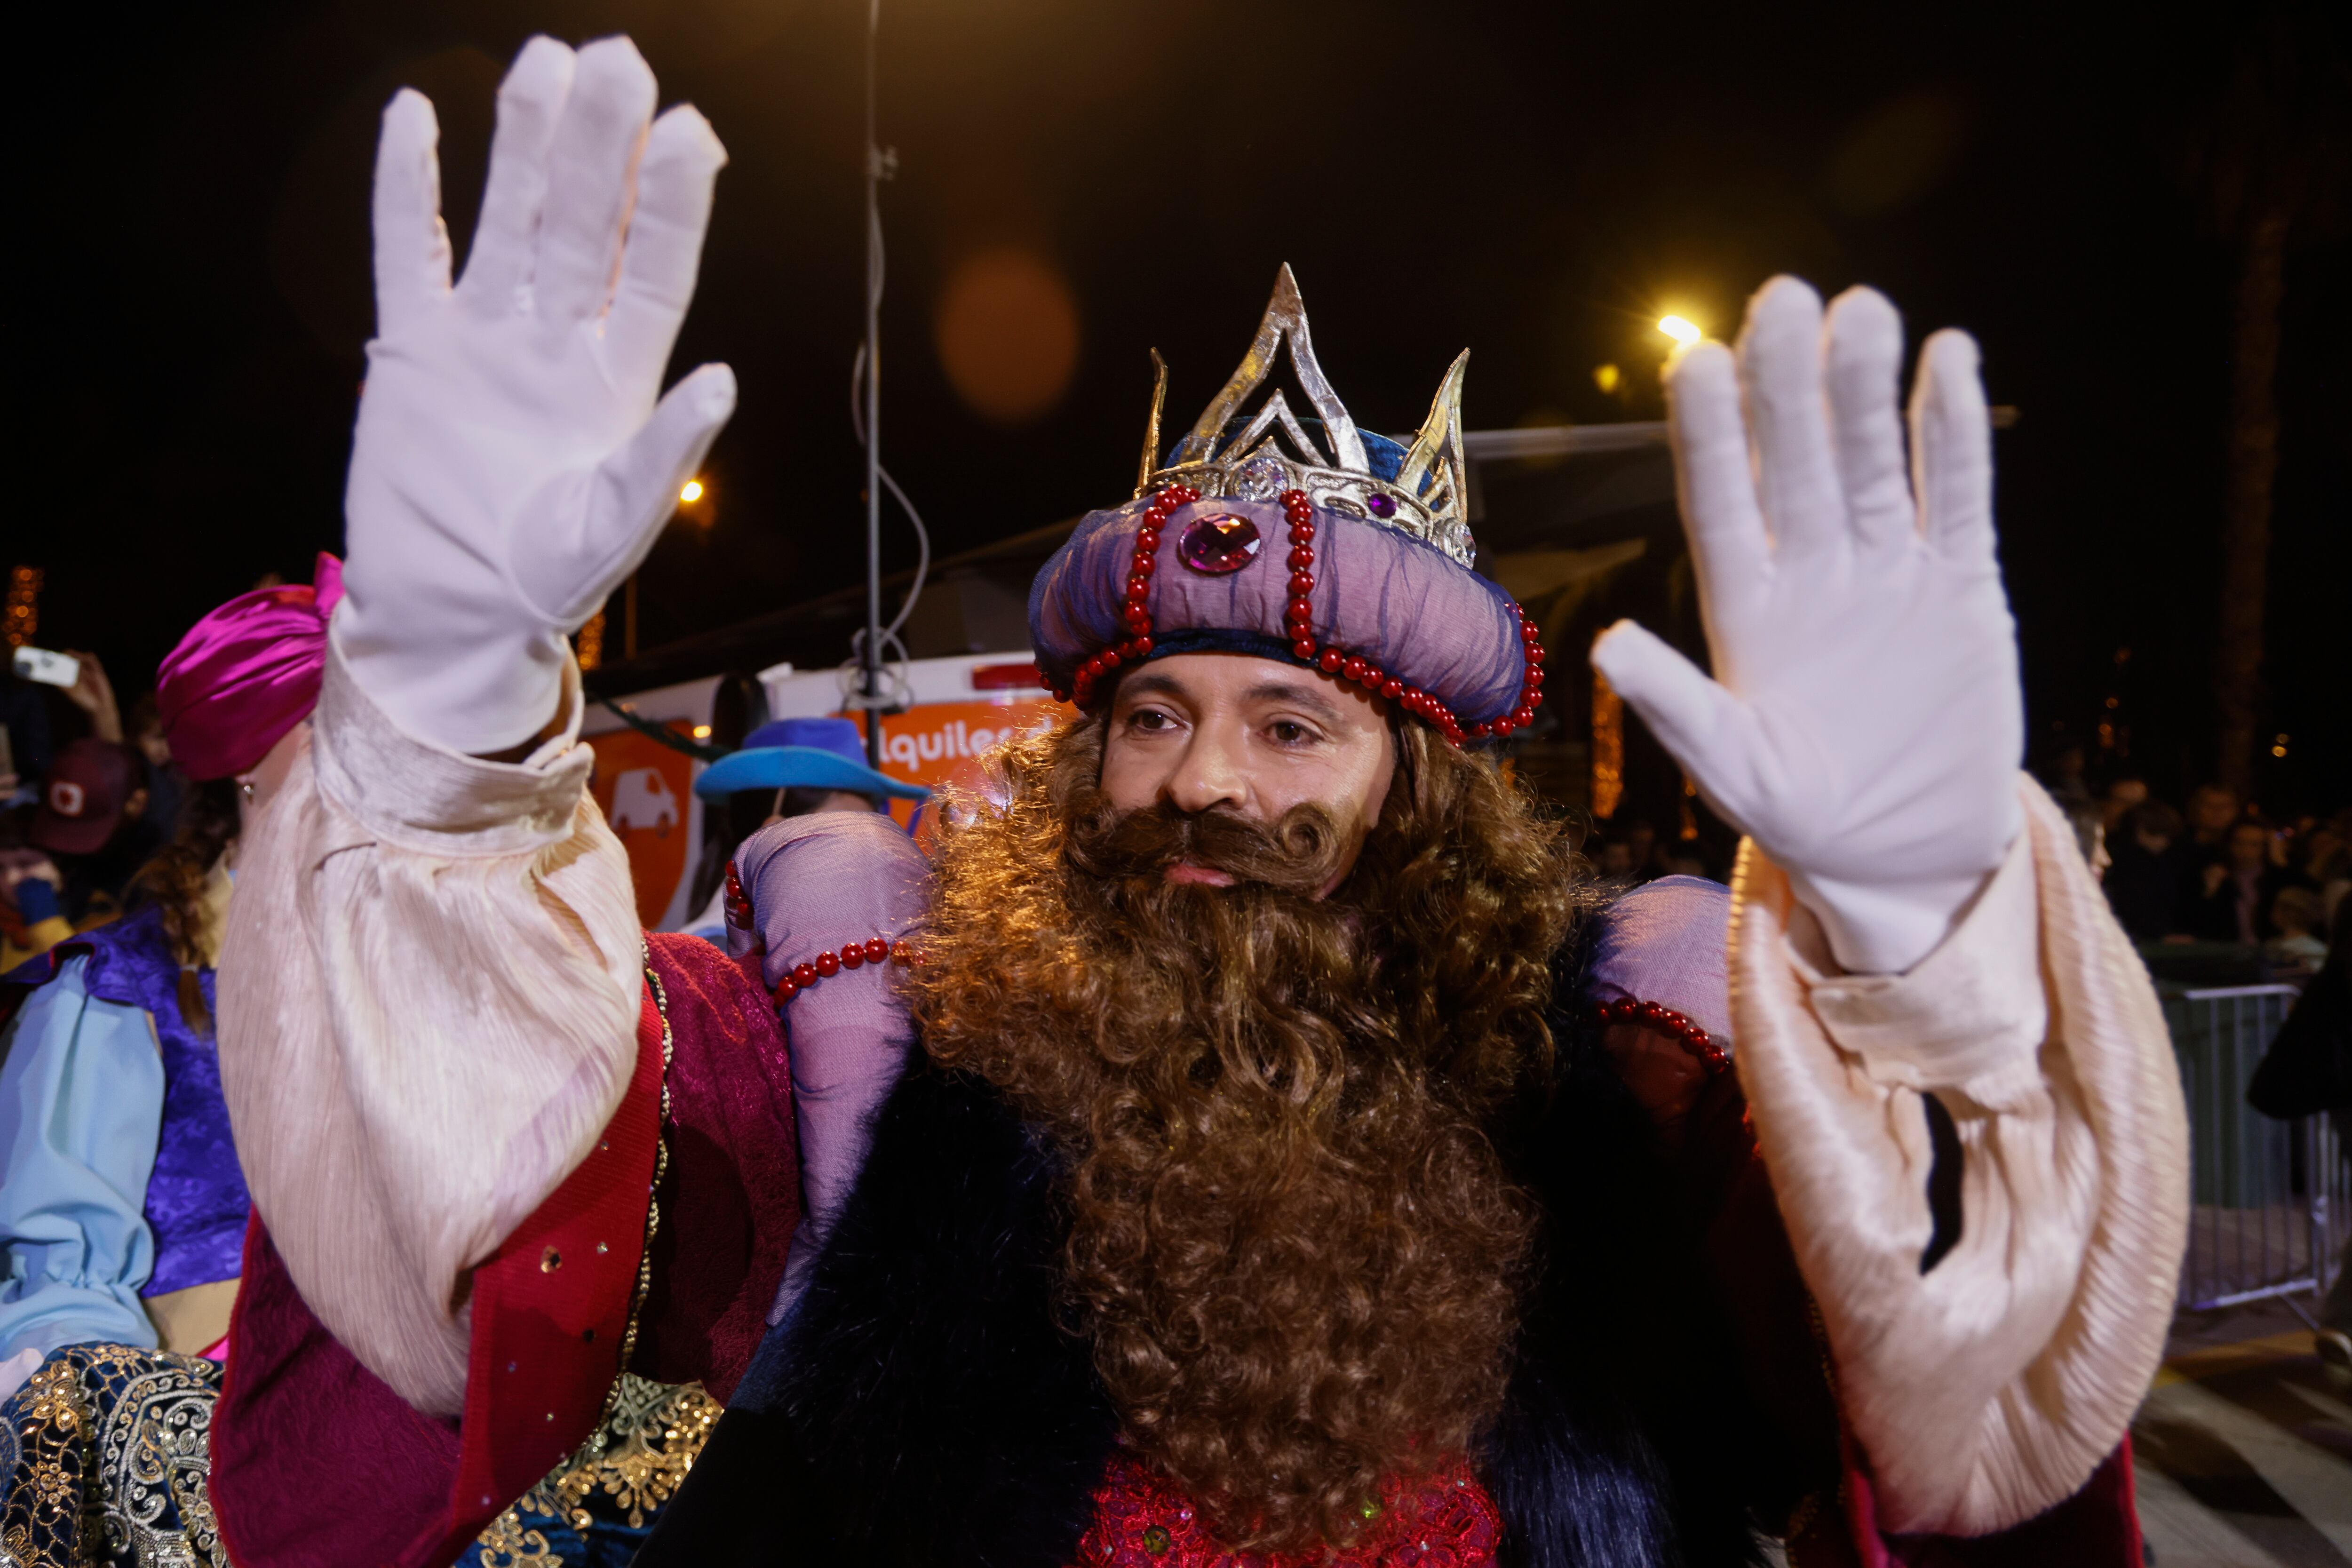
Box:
left=12, top=0, right=2348, bottom=814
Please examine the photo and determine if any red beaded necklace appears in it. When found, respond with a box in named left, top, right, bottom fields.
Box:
left=1053, top=487, right=1547, bottom=745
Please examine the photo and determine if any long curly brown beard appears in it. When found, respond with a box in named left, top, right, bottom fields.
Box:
left=911, top=713, right=1589, bottom=1551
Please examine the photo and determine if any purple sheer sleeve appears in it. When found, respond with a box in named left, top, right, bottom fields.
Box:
left=734, top=811, right=930, bottom=1319
left=1588, top=875, right=1734, bottom=1049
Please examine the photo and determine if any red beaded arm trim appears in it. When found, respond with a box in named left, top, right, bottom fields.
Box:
left=1594, top=995, right=1732, bottom=1076
left=1050, top=486, right=1545, bottom=746
left=772, top=937, right=914, bottom=1004
left=727, top=865, right=915, bottom=1007
left=724, top=862, right=755, bottom=939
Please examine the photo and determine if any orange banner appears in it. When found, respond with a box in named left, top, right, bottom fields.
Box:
left=843, top=698, right=1071, bottom=828
left=587, top=724, right=699, bottom=929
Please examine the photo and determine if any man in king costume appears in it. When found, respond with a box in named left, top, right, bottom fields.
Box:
left=207, top=33, right=2185, bottom=1566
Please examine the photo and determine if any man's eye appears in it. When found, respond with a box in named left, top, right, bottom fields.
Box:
left=1269, top=721, right=1309, bottom=744
left=1129, top=709, right=1173, bottom=732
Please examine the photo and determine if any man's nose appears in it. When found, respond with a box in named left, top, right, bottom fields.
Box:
left=1165, top=725, right=1248, bottom=817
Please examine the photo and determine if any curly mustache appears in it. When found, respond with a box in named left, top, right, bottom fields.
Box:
left=1060, top=789, right=1355, bottom=899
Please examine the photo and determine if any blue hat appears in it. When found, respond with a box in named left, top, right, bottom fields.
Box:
left=693, top=716, right=930, bottom=802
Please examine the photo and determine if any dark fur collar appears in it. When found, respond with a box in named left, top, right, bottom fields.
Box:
left=640, top=968, right=1771, bottom=1567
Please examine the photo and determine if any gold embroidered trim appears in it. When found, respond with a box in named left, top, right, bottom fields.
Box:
left=610, top=949, right=674, bottom=1393
left=3, top=1345, right=225, bottom=1568
left=469, top=1375, right=719, bottom=1564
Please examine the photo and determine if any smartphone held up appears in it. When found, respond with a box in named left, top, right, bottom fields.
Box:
left=11, top=647, right=80, bottom=689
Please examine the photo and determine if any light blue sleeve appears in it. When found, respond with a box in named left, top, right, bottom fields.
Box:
left=0, top=956, right=165, bottom=1359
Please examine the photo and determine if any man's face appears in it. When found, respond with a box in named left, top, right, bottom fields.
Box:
left=1098, top=653, right=1396, bottom=891
left=2229, top=822, right=2269, bottom=874
left=2192, top=787, right=2239, bottom=836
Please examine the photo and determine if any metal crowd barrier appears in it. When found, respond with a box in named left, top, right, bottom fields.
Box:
left=2161, top=983, right=2347, bottom=1312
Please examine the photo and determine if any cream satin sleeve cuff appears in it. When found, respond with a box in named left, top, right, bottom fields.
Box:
left=215, top=626, right=642, bottom=1417
left=1728, top=774, right=2188, bottom=1536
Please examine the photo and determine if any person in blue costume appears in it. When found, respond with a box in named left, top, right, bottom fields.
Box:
left=0, top=557, right=339, bottom=1562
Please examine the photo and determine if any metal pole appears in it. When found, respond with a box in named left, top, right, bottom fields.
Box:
left=860, top=0, right=884, bottom=767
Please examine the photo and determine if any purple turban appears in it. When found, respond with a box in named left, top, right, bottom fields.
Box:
left=157, top=554, right=343, bottom=781
left=1030, top=495, right=1534, bottom=733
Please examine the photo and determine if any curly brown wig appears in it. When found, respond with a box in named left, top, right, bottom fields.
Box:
left=911, top=713, right=1590, bottom=1551
left=127, top=775, right=242, bottom=1027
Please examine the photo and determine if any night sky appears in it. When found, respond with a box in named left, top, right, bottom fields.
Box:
left=17, top=0, right=2349, bottom=813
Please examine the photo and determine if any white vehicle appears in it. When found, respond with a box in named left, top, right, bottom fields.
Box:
left=607, top=767, right=681, bottom=836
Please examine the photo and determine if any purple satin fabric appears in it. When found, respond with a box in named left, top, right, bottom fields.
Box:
left=1029, top=497, right=1530, bottom=726
left=733, top=812, right=929, bottom=1316
left=1588, top=875, right=1735, bottom=1048
left=157, top=553, right=342, bottom=782
left=40, top=906, right=252, bottom=1296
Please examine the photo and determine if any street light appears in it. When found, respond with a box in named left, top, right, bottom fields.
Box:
left=1657, top=315, right=1701, bottom=345
left=679, top=479, right=705, bottom=504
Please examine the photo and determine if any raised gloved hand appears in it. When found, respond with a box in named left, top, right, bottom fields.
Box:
left=1590, top=279, right=2023, bottom=975
left=338, top=36, right=736, bottom=755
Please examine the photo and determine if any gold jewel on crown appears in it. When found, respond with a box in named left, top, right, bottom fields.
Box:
left=1134, top=265, right=1477, bottom=569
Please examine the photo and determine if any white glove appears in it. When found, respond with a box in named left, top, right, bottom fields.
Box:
left=338, top=36, right=737, bottom=754
left=1591, top=278, right=2023, bottom=975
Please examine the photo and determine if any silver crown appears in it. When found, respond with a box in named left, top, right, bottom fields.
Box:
left=1135, top=266, right=1475, bottom=568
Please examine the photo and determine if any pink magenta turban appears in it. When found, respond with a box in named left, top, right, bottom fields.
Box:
left=158, top=554, right=344, bottom=781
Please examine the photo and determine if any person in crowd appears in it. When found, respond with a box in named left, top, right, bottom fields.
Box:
left=0, top=560, right=340, bottom=1567
left=1659, top=845, right=1711, bottom=881
left=2314, top=812, right=2352, bottom=929
left=2248, top=893, right=2352, bottom=1370
left=125, top=690, right=186, bottom=862
left=25, top=737, right=151, bottom=928
left=679, top=717, right=930, bottom=1296
left=690, top=715, right=932, bottom=1311
left=1587, top=816, right=1661, bottom=883
left=2286, top=811, right=2349, bottom=926
left=2178, top=781, right=2242, bottom=900
left=2036, top=739, right=2093, bottom=813
left=1592, top=831, right=1638, bottom=880
left=682, top=714, right=927, bottom=942
left=0, top=666, right=56, bottom=808
left=2265, top=886, right=2329, bottom=972
left=2029, top=743, right=2102, bottom=863
left=59, top=648, right=124, bottom=746
left=1620, top=813, right=1661, bottom=879
left=2100, top=774, right=2149, bottom=839
left=2188, top=818, right=2307, bottom=944
left=0, top=851, right=72, bottom=970
left=2104, top=798, right=2186, bottom=943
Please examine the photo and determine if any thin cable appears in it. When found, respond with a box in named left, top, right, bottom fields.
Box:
left=850, top=342, right=931, bottom=644
left=859, top=0, right=884, bottom=762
